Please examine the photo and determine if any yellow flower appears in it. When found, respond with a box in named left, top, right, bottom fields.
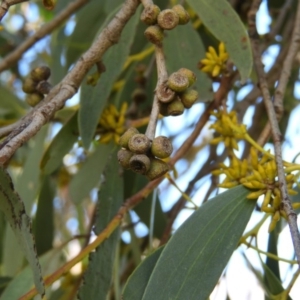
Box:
left=199, top=42, right=229, bottom=77
left=210, top=110, right=246, bottom=150
left=98, top=102, right=128, bottom=144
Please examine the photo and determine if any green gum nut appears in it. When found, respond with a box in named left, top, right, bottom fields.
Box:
left=141, top=4, right=161, bottom=25
left=167, top=72, right=189, bottom=92
left=172, top=5, right=190, bottom=25
left=128, top=134, right=151, bottom=154
left=30, top=66, right=51, bottom=82
left=157, top=9, right=179, bottom=30
left=146, top=158, right=170, bottom=181
left=167, top=97, right=185, bottom=116
left=144, top=25, right=164, bottom=46
left=151, top=136, right=173, bottom=159
left=180, top=89, right=199, bottom=109
left=129, top=154, right=151, bottom=174
left=119, top=127, right=139, bottom=149
left=117, top=149, right=134, bottom=169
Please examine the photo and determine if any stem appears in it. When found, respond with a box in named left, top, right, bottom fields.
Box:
left=248, top=0, right=300, bottom=268
left=145, top=45, right=168, bottom=140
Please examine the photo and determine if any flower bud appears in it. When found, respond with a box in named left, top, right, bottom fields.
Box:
left=167, top=97, right=185, bottom=116
left=129, top=154, right=151, bottom=174
left=141, top=4, right=160, bottom=25
left=144, top=25, right=164, bottom=46
left=117, top=149, right=133, bottom=169
left=156, top=82, right=175, bottom=103
left=26, top=93, right=44, bottom=107
left=119, top=127, right=139, bottom=149
left=22, top=77, right=37, bottom=94
left=146, top=158, right=169, bottom=180
left=167, top=72, right=189, bottom=92
left=178, top=68, right=196, bottom=86
left=157, top=9, right=179, bottom=30
left=180, top=89, right=199, bottom=109
left=128, top=134, right=151, bottom=154
left=151, top=136, right=173, bottom=158
left=172, top=5, right=190, bottom=25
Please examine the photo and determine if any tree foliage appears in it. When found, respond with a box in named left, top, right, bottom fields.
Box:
left=0, top=0, right=300, bottom=299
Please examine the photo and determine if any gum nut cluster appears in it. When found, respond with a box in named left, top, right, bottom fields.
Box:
left=117, top=128, right=173, bottom=180
left=143, top=4, right=190, bottom=46
left=22, top=66, right=51, bottom=107
left=158, top=68, right=199, bottom=117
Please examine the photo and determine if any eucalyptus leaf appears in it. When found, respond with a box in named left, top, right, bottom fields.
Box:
left=78, top=6, right=141, bottom=149
left=0, top=167, right=44, bottom=296
left=123, top=247, right=164, bottom=300
left=69, top=143, right=116, bottom=204
left=186, top=0, right=253, bottom=81
left=137, top=186, right=255, bottom=300
left=78, top=148, right=123, bottom=300
left=40, top=111, right=78, bottom=174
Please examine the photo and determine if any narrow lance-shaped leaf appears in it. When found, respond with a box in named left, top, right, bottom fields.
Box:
left=131, top=185, right=255, bottom=300
left=78, top=148, right=124, bottom=299
left=0, top=167, right=44, bottom=296
left=123, top=247, right=164, bottom=300
left=79, top=6, right=141, bottom=149
left=69, top=144, right=116, bottom=204
left=186, top=0, right=253, bottom=81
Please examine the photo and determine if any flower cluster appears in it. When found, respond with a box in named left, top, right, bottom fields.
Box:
left=98, top=102, right=127, bottom=144
left=199, top=42, right=229, bottom=77
left=210, top=110, right=246, bottom=150
left=210, top=109, right=300, bottom=232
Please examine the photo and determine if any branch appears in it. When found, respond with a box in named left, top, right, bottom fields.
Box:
left=248, top=0, right=300, bottom=267
left=0, top=0, right=88, bottom=73
left=145, top=45, right=168, bottom=140
left=0, top=0, right=140, bottom=164
left=0, top=0, right=28, bottom=22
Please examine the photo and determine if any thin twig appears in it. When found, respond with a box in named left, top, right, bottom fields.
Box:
left=248, top=0, right=300, bottom=267
left=145, top=46, right=168, bottom=140
left=0, top=0, right=89, bottom=72
left=0, top=0, right=140, bottom=164
left=0, top=0, right=28, bottom=21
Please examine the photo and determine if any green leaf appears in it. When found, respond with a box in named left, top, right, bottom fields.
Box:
left=34, top=176, right=55, bottom=256
left=0, top=167, right=44, bottom=296
left=0, top=248, right=65, bottom=300
left=78, top=6, right=141, bottom=149
left=65, top=1, right=107, bottom=67
left=164, top=22, right=213, bottom=102
left=123, top=247, right=164, bottom=300
left=40, top=111, right=78, bottom=174
left=186, top=0, right=253, bottom=81
left=138, top=186, right=255, bottom=300
left=15, top=126, right=48, bottom=212
left=0, top=85, right=26, bottom=120
left=78, top=148, right=123, bottom=299
left=69, top=143, right=116, bottom=204
left=243, top=253, right=291, bottom=300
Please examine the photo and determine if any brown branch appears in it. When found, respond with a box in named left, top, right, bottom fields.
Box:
left=0, top=0, right=28, bottom=21
left=248, top=0, right=300, bottom=267
left=0, top=0, right=141, bottom=164
left=145, top=45, right=168, bottom=140
left=0, top=0, right=89, bottom=72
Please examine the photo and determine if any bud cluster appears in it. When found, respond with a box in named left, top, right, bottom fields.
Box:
left=143, top=4, right=190, bottom=46
left=158, top=68, right=199, bottom=116
left=117, top=128, right=173, bottom=180
left=22, top=66, right=51, bottom=107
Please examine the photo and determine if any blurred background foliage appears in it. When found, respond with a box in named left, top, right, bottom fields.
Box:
left=0, top=0, right=300, bottom=299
